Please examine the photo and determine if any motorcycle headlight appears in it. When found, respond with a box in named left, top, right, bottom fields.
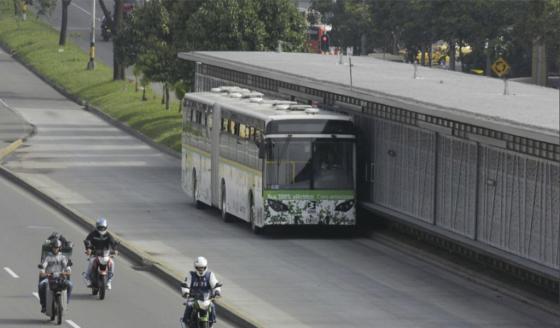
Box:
left=335, top=200, right=354, bottom=212
left=197, top=300, right=212, bottom=311
left=267, top=199, right=289, bottom=212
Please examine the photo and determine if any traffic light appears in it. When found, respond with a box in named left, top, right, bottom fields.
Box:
left=320, top=34, right=330, bottom=53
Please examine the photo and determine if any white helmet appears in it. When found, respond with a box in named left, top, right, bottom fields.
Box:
left=96, top=217, right=108, bottom=235
left=193, top=256, right=208, bottom=277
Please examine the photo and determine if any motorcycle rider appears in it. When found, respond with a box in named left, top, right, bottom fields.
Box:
left=84, top=218, right=118, bottom=290
left=41, top=232, right=71, bottom=262
left=181, top=256, right=222, bottom=327
left=38, top=239, right=73, bottom=313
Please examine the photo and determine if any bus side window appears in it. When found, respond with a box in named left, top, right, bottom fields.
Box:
left=229, top=120, right=236, bottom=135
left=255, top=129, right=262, bottom=143
left=249, top=127, right=255, bottom=140
left=204, top=113, right=208, bottom=127
left=239, top=124, right=247, bottom=139
left=207, top=114, right=213, bottom=130
left=189, top=107, right=194, bottom=122
left=222, top=118, right=228, bottom=131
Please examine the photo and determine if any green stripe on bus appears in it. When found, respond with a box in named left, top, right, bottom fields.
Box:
left=264, top=190, right=354, bottom=201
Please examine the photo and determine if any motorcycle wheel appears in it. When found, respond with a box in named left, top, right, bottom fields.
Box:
left=49, top=297, right=55, bottom=320
left=55, top=295, right=63, bottom=325
left=199, top=321, right=209, bottom=328
left=92, top=287, right=98, bottom=296
left=99, top=276, right=107, bottom=300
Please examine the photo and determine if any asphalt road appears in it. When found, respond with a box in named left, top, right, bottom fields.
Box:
left=0, top=176, right=236, bottom=328
left=41, top=0, right=115, bottom=67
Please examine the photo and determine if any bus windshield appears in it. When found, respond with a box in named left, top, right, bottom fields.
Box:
left=265, top=138, right=353, bottom=190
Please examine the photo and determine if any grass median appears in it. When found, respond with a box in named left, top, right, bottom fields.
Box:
left=0, top=4, right=181, bottom=152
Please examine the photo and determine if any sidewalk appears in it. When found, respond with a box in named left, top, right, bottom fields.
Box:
left=0, top=99, right=33, bottom=160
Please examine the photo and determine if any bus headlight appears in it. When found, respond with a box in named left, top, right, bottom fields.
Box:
left=267, top=199, right=289, bottom=212
left=335, top=200, right=354, bottom=212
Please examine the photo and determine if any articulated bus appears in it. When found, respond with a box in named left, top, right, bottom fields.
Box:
left=181, top=86, right=356, bottom=233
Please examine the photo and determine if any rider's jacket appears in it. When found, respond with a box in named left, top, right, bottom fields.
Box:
left=40, top=252, right=71, bottom=275
left=84, top=230, right=118, bottom=252
left=183, top=271, right=221, bottom=296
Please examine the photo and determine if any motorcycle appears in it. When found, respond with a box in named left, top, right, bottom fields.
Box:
left=101, top=17, right=111, bottom=41
left=180, top=283, right=222, bottom=328
left=45, top=272, right=69, bottom=325
left=86, top=248, right=115, bottom=300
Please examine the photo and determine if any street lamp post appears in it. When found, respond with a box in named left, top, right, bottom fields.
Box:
left=86, top=0, right=96, bottom=70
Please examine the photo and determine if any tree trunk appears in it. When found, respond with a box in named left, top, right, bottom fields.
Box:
left=59, top=0, right=72, bottom=46
left=98, top=0, right=113, bottom=26
left=458, top=42, right=464, bottom=72
left=428, top=42, right=433, bottom=67
left=485, top=39, right=492, bottom=77
left=360, top=34, right=367, bottom=56
left=420, top=45, right=426, bottom=66
left=449, top=40, right=456, bottom=71
left=531, top=37, right=547, bottom=86
left=112, top=0, right=125, bottom=80
left=165, top=83, right=170, bottom=110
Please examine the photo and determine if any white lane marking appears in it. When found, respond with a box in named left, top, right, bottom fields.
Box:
left=70, top=2, right=91, bottom=16
left=70, top=2, right=102, bottom=22
left=27, top=225, right=55, bottom=230
left=66, top=320, right=81, bottom=328
left=32, top=292, right=40, bottom=300
left=4, top=267, right=19, bottom=278
left=0, top=98, right=8, bottom=107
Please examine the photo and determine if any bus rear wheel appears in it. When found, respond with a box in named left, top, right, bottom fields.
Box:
left=221, top=184, right=232, bottom=223
left=193, top=170, right=203, bottom=209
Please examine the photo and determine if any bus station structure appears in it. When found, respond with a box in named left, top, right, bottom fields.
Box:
left=178, top=51, right=560, bottom=293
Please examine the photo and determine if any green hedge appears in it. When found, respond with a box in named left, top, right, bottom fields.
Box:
left=0, top=7, right=181, bottom=152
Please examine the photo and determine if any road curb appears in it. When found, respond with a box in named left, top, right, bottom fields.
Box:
left=368, top=232, right=560, bottom=317
left=0, top=165, right=261, bottom=328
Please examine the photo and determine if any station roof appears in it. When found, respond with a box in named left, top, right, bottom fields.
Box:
left=179, top=51, right=559, bottom=144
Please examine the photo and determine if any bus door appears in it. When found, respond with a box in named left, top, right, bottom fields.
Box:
left=211, top=104, right=221, bottom=207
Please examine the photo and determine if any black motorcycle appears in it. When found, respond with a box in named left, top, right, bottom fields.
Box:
left=46, top=273, right=69, bottom=325
left=101, top=17, right=111, bottom=41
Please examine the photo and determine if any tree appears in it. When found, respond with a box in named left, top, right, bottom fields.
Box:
left=174, top=81, right=187, bottom=112
left=312, top=0, right=373, bottom=54
left=59, top=0, right=72, bottom=46
left=112, top=0, right=125, bottom=80
left=35, top=0, right=56, bottom=18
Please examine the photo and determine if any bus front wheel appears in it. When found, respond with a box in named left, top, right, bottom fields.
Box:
left=249, top=194, right=261, bottom=234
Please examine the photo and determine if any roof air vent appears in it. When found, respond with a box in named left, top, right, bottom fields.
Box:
left=287, top=105, right=312, bottom=111
left=305, top=107, right=320, bottom=115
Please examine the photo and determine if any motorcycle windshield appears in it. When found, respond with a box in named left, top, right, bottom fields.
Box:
left=95, top=249, right=111, bottom=257
left=192, top=291, right=212, bottom=301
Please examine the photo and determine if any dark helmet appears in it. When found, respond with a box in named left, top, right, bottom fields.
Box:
left=50, top=232, right=61, bottom=240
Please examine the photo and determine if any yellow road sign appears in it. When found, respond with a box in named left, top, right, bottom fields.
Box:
left=492, top=57, right=510, bottom=77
